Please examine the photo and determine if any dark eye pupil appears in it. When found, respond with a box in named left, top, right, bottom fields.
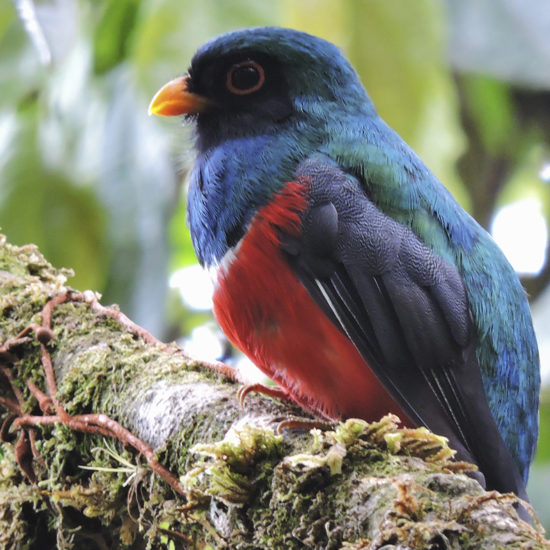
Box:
left=231, top=66, right=260, bottom=91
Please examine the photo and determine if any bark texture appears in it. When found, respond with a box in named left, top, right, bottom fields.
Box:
left=0, top=234, right=548, bottom=549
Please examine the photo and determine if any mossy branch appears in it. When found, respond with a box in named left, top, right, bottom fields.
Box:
left=0, top=234, right=548, bottom=549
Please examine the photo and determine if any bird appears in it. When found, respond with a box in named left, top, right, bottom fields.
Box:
left=149, top=27, right=540, bottom=500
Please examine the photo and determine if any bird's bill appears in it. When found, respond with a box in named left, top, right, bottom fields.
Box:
left=148, top=75, right=211, bottom=116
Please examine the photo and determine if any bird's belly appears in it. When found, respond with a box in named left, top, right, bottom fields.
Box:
left=212, top=183, right=410, bottom=424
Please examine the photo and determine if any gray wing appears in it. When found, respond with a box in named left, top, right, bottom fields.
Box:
left=281, top=157, right=526, bottom=499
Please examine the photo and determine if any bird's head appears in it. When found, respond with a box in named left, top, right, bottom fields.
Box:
left=149, top=27, right=378, bottom=265
left=149, top=27, right=374, bottom=152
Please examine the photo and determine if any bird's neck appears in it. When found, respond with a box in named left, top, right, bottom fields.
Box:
left=187, top=126, right=320, bottom=267
left=187, top=103, right=374, bottom=267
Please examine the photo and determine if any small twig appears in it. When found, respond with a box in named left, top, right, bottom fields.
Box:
left=15, top=414, right=114, bottom=439
left=37, top=339, right=63, bottom=414
left=15, top=430, right=36, bottom=483
left=15, top=412, right=186, bottom=497
left=26, top=380, right=54, bottom=414
left=73, top=290, right=164, bottom=347
left=73, top=290, right=242, bottom=383
left=0, top=291, right=188, bottom=498
left=0, top=288, right=243, bottom=500
left=0, top=327, right=36, bottom=353
left=28, top=428, right=46, bottom=468
left=0, top=396, right=21, bottom=415
left=0, top=413, right=17, bottom=441
left=158, top=527, right=194, bottom=546
left=41, top=292, right=70, bottom=328
left=76, top=413, right=186, bottom=496
left=185, top=353, right=242, bottom=383
left=0, top=365, right=25, bottom=409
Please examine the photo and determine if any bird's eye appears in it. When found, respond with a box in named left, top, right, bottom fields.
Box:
left=226, top=61, right=265, bottom=95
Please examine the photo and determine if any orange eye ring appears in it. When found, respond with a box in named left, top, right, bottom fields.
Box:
left=226, top=60, right=265, bottom=95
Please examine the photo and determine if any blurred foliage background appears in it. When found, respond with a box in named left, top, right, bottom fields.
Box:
left=1, top=0, right=550, bottom=530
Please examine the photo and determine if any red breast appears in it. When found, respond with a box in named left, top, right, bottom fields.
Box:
left=213, top=181, right=411, bottom=424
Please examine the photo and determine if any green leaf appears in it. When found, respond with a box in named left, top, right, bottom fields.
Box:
left=93, top=0, right=141, bottom=74
left=535, top=388, right=550, bottom=463
left=0, top=13, right=46, bottom=109
left=0, top=122, right=109, bottom=291
left=0, top=2, right=16, bottom=40
left=132, top=0, right=282, bottom=91
left=461, top=75, right=516, bottom=155
left=282, top=0, right=446, bottom=144
left=169, top=195, right=197, bottom=272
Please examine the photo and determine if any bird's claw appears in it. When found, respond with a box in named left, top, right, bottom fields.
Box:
left=275, top=417, right=336, bottom=434
left=237, top=383, right=289, bottom=408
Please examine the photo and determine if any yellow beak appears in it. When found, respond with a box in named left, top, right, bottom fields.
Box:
left=148, top=75, right=212, bottom=117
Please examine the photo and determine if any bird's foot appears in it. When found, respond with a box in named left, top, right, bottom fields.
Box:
left=275, top=417, right=336, bottom=434
left=237, top=383, right=290, bottom=407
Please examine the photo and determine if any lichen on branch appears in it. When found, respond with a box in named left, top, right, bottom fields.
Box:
left=0, top=234, right=548, bottom=549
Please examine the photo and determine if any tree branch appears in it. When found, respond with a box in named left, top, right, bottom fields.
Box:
left=0, top=234, right=548, bottom=549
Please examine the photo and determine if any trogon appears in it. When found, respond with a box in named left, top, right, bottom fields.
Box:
left=149, top=27, right=540, bottom=500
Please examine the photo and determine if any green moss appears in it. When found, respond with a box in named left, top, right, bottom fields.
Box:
left=2, top=235, right=549, bottom=549
left=182, top=424, right=283, bottom=505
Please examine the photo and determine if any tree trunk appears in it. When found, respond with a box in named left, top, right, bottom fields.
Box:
left=0, top=234, right=548, bottom=549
